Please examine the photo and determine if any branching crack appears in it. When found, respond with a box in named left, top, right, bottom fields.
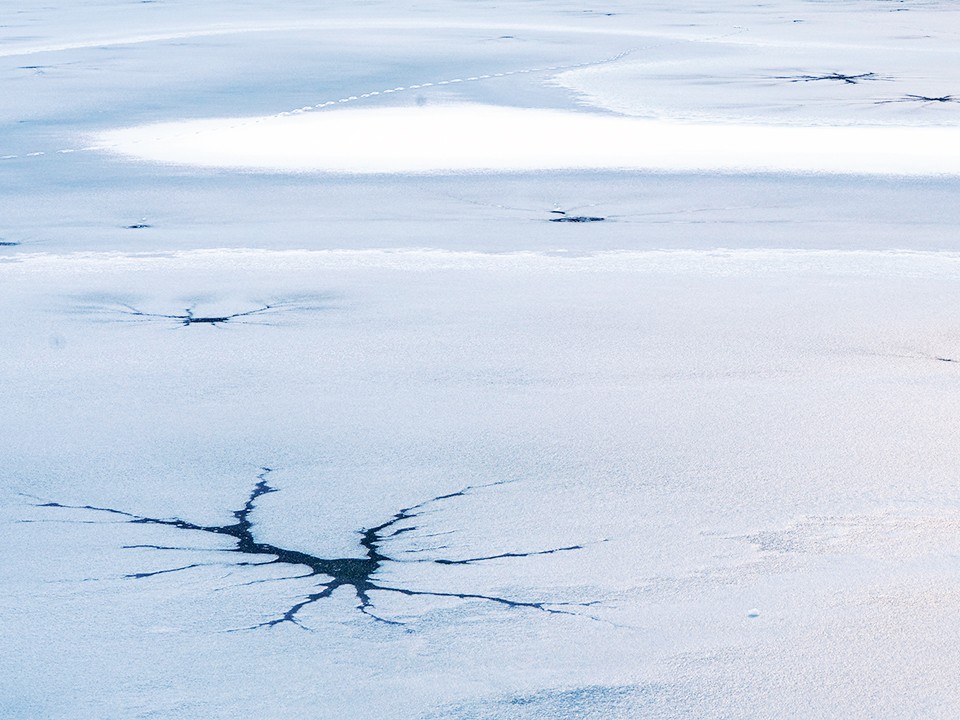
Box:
left=110, top=302, right=286, bottom=327
left=773, top=72, right=885, bottom=84
left=76, top=296, right=336, bottom=328
left=875, top=94, right=959, bottom=105
left=33, top=470, right=597, bottom=629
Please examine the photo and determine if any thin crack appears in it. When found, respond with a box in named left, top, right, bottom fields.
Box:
left=34, top=470, right=597, bottom=629
left=373, top=586, right=596, bottom=616
left=433, top=545, right=584, bottom=565
left=215, top=570, right=316, bottom=591
left=123, top=544, right=234, bottom=551
left=126, top=563, right=209, bottom=579
left=402, top=545, right=449, bottom=553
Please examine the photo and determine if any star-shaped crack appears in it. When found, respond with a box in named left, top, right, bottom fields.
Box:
left=31, top=470, right=599, bottom=629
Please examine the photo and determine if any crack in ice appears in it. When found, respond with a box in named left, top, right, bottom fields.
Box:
left=87, top=301, right=307, bottom=328
left=33, top=470, right=598, bottom=629
left=114, top=302, right=280, bottom=327
left=876, top=94, right=959, bottom=105
left=773, top=72, right=887, bottom=84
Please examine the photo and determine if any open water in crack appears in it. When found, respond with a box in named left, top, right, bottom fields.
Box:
left=33, top=469, right=597, bottom=629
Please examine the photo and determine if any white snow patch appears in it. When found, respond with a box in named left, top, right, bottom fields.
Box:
left=7, top=247, right=960, bottom=278
left=96, top=104, right=960, bottom=175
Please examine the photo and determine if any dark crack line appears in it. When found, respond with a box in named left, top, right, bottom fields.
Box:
left=549, top=215, right=606, bottom=223
left=433, top=544, right=584, bottom=565
left=126, top=563, right=210, bottom=579
left=371, top=585, right=603, bottom=617
left=403, top=545, right=450, bottom=553
left=215, top=570, right=316, bottom=591
left=34, top=471, right=597, bottom=629
left=417, top=530, right=457, bottom=539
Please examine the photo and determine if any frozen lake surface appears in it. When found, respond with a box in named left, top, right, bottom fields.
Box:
left=3, top=1, right=960, bottom=718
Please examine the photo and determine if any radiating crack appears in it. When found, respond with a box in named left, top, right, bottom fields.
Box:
left=32, top=470, right=598, bottom=629
left=875, top=94, right=959, bottom=105
left=111, top=303, right=283, bottom=327
left=76, top=294, right=334, bottom=328
left=91, top=301, right=319, bottom=328
left=773, top=72, right=885, bottom=84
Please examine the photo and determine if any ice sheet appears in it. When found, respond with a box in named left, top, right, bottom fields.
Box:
left=3, top=1, right=960, bottom=719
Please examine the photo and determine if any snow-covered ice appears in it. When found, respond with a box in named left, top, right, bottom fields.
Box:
left=97, top=104, right=960, bottom=174
left=3, top=1, right=960, bottom=718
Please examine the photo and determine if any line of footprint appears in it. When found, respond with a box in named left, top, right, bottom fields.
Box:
left=0, top=47, right=636, bottom=161
left=1, top=26, right=750, bottom=162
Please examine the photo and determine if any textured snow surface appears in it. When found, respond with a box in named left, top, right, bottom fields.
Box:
left=3, top=0, right=960, bottom=718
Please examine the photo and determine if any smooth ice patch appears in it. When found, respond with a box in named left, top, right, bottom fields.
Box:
left=95, top=104, right=960, bottom=175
